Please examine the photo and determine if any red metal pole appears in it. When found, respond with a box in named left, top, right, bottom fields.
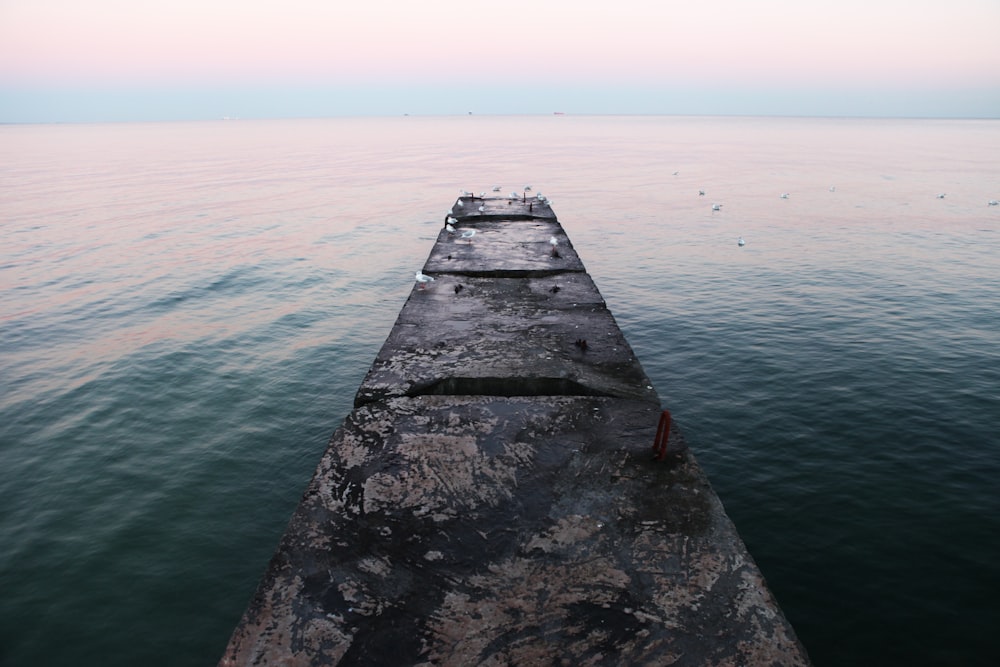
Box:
left=652, top=409, right=672, bottom=460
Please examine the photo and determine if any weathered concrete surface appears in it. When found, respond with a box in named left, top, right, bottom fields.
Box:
left=427, top=218, right=583, bottom=276
left=354, top=271, right=656, bottom=408
left=220, top=197, right=810, bottom=666
left=450, top=193, right=557, bottom=223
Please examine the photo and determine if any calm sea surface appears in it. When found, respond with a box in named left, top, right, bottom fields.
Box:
left=2, top=116, right=999, bottom=666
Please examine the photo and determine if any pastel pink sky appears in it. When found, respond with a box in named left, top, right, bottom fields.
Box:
left=2, top=0, right=999, bottom=120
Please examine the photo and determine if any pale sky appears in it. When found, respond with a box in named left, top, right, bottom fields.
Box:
left=2, top=0, right=999, bottom=122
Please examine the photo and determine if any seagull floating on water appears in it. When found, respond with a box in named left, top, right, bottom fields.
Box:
left=937, top=193, right=946, bottom=199
left=780, top=193, right=790, bottom=199
left=737, top=236, right=746, bottom=247
left=415, top=271, right=435, bottom=289
left=524, top=185, right=532, bottom=192
left=698, top=190, right=705, bottom=196
left=989, top=200, right=999, bottom=206
left=712, top=203, right=722, bottom=211
left=492, top=185, right=501, bottom=192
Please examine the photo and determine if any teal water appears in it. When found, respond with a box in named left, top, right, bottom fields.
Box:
left=2, top=116, right=999, bottom=665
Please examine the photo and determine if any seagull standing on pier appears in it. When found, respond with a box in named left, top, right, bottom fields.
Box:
left=415, top=271, right=435, bottom=289
left=461, top=229, right=476, bottom=243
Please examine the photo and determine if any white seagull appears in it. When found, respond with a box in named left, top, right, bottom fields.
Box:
left=989, top=200, right=999, bottom=206
left=445, top=222, right=456, bottom=234
left=461, top=229, right=477, bottom=242
left=492, top=185, right=502, bottom=192
left=478, top=205, right=485, bottom=213
left=937, top=193, right=946, bottom=199
left=415, top=271, right=435, bottom=289
left=738, top=236, right=746, bottom=246
left=712, top=203, right=722, bottom=211
left=780, top=193, right=790, bottom=199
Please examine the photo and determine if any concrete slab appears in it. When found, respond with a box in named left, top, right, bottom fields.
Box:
left=428, top=219, right=584, bottom=276
left=450, top=195, right=556, bottom=222
left=220, top=395, right=808, bottom=667
left=354, top=272, right=657, bottom=408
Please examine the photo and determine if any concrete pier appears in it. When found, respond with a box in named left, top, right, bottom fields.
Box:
left=220, top=196, right=810, bottom=666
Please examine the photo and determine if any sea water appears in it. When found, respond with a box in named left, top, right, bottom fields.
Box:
left=2, top=116, right=999, bottom=665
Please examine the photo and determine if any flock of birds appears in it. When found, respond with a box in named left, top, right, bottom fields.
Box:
left=700, top=182, right=999, bottom=247
left=454, top=185, right=551, bottom=211
left=419, top=182, right=1000, bottom=286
